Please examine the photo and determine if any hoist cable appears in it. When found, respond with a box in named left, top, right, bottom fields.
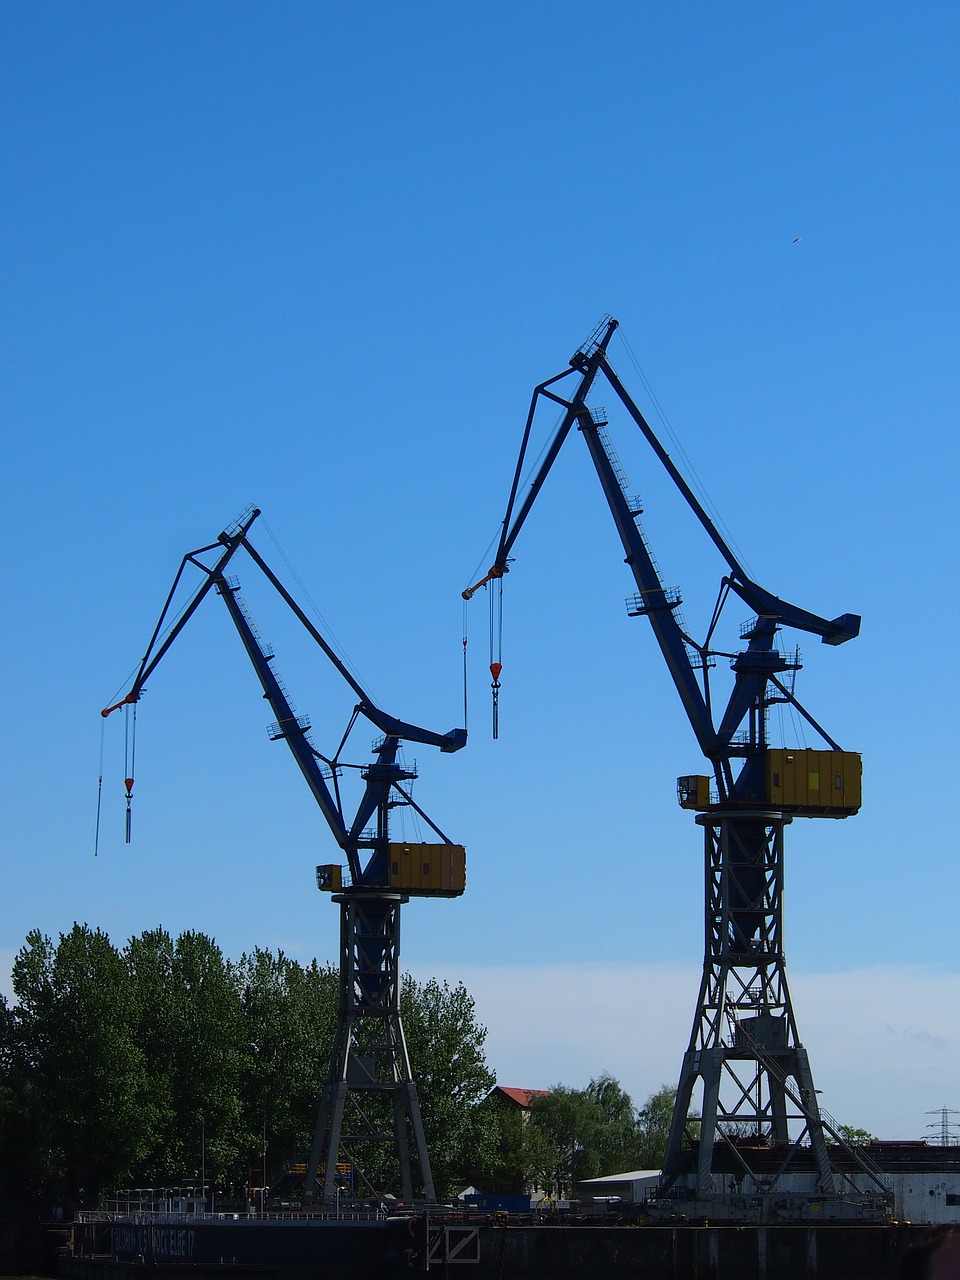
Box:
left=488, top=584, right=496, bottom=669
left=123, top=704, right=137, bottom=844
left=615, top=328, right=755, bottom=580
left=488, top=578, right=503, bottom=739
left=259, top=513, right=380, bottom=705
left=464, top=525, right=504, bottom=595
left=461, top=602, right=469, bottom=732
left=94, top=719, right=105, bottom=857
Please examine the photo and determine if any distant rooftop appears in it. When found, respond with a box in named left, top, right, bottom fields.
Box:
left=488, top=1086, right=551, bottom=1109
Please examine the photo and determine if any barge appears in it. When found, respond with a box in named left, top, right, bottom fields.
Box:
left=65, top=1212, right=420, bottom=1280
left=61, top=1206, right=935, bottom=1279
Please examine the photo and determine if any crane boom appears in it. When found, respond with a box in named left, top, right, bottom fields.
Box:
left=209, top=565, right=356, bottom=866
left=241, top=537, right=466, bottom=753
left=103, top=507, right=466, bottom=881
left=101, top=506, right=262, bottom=717
left=465, top=317, right=860, bottom=807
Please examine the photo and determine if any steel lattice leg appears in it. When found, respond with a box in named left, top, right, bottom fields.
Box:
left=661, top=813, right=836, bottom=1197
left=303, top=892, right=436, bottom=1205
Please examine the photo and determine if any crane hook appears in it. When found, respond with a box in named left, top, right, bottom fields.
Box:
left=123, top=701, right=137, bottom=845
left=490, top=662, right=502, bottom=740
left=124, top=777, right=134, bottom=844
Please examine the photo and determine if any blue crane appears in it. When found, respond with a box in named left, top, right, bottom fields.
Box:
left=103, top=505, right=466, bottom=1205
left=464, top=318, right=880, bottom=1215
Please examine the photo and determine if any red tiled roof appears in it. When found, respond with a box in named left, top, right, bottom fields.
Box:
left=490, top=1086, right=551, bottom=1109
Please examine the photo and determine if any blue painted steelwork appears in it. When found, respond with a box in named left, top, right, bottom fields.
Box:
left=103, top=506, right=465, bottom=885
left=463, top=317, right=858, bottom=806
left=465, top=319, right=870, bottom=1211
left=103, top=506, right=466, bottom=1206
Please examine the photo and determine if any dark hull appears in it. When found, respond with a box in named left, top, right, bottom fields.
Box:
left=67, top=1216, right=418, bottom=1280
left=62, top=1215, right=929, bottom=1279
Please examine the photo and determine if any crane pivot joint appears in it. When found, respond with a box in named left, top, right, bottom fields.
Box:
left=461, top=562, right=508, bottom=601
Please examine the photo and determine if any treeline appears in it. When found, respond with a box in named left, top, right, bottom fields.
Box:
left=484, top=1078, right=680, bottom=1200
left=0, top=924, right=495, bottom=1203
left=0, top=924, right=681, bottom=1208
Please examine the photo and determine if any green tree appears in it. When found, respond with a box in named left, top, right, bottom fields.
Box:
left=2, top=924, right=497, bottom=1204
left=525, top=1075, right=653, bottom=1196
left=0, top=942, right=50, bottom=1198
left=477, top=1098, right=555, bottom=1196
left=399, top=975, right=497, bottom=1198
left=833, top=1124, right=876, bottom=1146
left=528, top=1086, right=604, bottom=1197
left=636, top=1084, right=685, bottom=1169
left=10, top=925, right=152, bottom=1202
left=234, top=949, right=337, bottom=1184
left=124, top=928, right=179, bottom=1183
left=0, top=993, right=33, bottom=1199
left=126, top=928, right=249, bottom=1187
left=585, top=1072, right=642, bottom=1174
left=167, top=930, right=247, bottom=1187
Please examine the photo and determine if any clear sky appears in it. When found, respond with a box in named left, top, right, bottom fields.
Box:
left=3, top=2, right=959, bottom=1144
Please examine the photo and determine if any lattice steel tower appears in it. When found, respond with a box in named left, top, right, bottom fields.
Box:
left=464, top=318, right=866, bottom=1207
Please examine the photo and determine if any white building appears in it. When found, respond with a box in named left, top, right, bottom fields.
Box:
left=579, top=1143, right=960, bottom=1225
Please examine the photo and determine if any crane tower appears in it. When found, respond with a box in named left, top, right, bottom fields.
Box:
left=465, top=319, right=888, bottom=1217
left=103, top=508, right=466, bottom=1205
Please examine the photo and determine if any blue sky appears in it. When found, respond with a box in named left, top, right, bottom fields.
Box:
left=3, top=2, right=959, bottom=1142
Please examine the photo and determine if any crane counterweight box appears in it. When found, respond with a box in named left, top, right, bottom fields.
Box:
left=388, top=843, right=466, bottom=896
left=765, top=749, right=861, bottom=816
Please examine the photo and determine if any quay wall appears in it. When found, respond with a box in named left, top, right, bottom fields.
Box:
left=469, top=1221, right=917, bottom=1279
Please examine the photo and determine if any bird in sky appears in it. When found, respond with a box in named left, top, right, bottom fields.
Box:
left=792, top=236, right=802, bottom=243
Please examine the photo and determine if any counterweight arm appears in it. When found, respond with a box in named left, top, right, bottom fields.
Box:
left=242, top=538, right=466, bottom=753
left=597, top=350, right=860, bottom=647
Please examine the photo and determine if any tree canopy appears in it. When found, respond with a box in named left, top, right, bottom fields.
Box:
left=0, top=925, right=491, bottom=1205
left=0, top=922, right=682, bottom=1208
left=525, top=1078, right=682, bottom=1197
left=473, top=1077, right=685, bottom=1199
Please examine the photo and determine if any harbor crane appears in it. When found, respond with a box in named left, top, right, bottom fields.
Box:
left=103, top=506, right=466, bottom=1206
left=464, top=318, right=879, bottom=1212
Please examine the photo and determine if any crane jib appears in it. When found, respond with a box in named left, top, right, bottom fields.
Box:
left=466, top=318, right=860, bottom=815
left=100, top=510, right=467, bottom=880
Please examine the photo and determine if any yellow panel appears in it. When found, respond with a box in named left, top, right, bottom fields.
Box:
left=440, top=845, right=466, bottom=892
left=765, top=750, right=861, bottom=814
left=389, top=845, right=412, bottom=889
left=388, top=843, right=466, bottom=895
left=422, top=848, right=436, bottom=889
